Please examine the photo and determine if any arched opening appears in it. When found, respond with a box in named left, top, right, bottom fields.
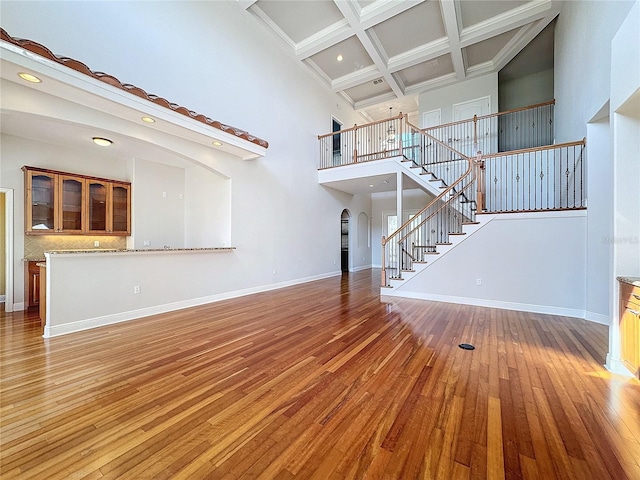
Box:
left=341, top=209, right=350, bottom=273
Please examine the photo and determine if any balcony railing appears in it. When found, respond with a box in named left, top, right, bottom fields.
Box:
left=318, top=114, right=409, bottom=169
left=423, top=100, right=555, bottom=157
left=480, top=139, right=586, bottom=212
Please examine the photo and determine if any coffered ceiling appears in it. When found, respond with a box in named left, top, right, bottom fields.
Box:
left=242, top=0, right=560, bottom=121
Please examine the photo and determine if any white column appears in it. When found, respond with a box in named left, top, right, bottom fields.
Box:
left=396, top=172, right=403, bottom=226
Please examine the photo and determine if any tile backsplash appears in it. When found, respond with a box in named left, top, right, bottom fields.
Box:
left=24, top=235, right=127, bottom=260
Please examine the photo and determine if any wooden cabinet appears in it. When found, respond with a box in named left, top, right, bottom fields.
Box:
left=26, top=261, right=40, bottom=309
left=23, top=166, right=131, bottom=236
left=620, top=281, right=640, bottom=379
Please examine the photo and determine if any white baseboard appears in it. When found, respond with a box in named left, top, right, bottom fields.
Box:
left=381, top=290, right=587, bottom=320
left=0, top=295, right=5, bottom=302
left=12, top=302, right=25, bottom=311
left=351, top=264, right=372, bottom=272
left=605, top=354, right=635, bottom=378
left=585, top=311, right=611, bottom=326
left=43, top=270, right=343, bottom=338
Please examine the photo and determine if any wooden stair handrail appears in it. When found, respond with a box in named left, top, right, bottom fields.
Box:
left=317, top=112, right=405, bottom=139
left=382, top=123, right=473, bottom=248
left=480, top=138, right=585, bottom=159
left=421, top=100, right=556, bottom=132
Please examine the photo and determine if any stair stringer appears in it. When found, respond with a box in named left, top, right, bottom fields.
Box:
left=381, top=213, right=496, bottom=294
left=392, top=156, right=449, bottom=198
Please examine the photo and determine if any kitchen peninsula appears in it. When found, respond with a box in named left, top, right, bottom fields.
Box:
left=41, top=247, right=236, bottom=338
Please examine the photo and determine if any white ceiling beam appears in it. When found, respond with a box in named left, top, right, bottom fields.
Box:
left=330, top=65, right=383, bottom=92
left=353, top=90, right=401, bottom=110
left=295, top=20, right=352, bottom=60
left=440, top=0, right=465, bottom=81
left=386, top=37, right=451, bottom=73
left=236, top=0, right=257, bottom=10
left=404, top=72, right=458, bottom=96
left=492, top=14, right=557, bottom=71
left=460, top=0, right=557, bottom=48
left=357, top=0, right=424, bottom=30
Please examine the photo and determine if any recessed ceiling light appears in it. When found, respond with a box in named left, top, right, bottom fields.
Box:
left=369, top=184, right=374, bottom=188
left=141, top=116, right=156, bottom=123
left=92, top=137, right=113, bottom=147
left=18, top=72, right=41, bottom=83
left=212, top=141, right=223, bottom=147
left=336, top=54, right=343, bottom=62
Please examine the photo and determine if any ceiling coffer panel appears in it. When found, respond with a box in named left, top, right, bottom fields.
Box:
left=369, top=1, right=447, bottom=58
left=308, top=35, right=374, bottom=80
left=254, top=0, right=345, bottom=44
left=396, top=54, right=454, bottom=87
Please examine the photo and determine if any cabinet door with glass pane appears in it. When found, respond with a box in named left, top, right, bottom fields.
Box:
left=86, top=180, right=109, bottom=234
left=25, top=170, right=56, bottom=233
left=57, top=175, right=85, bottom=234
left=110, top=183, right=131, bottom=235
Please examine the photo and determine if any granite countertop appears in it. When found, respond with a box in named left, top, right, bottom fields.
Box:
left=24, top=247, right=235, bottom=262
left=46, top=247, right=235, bottom=255
left=618, top=276, right=640, bottom=287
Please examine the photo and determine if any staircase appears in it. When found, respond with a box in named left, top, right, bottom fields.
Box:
left=317, top=100, right=586, bottom=292
left=381, top=126, right=481, bottom=287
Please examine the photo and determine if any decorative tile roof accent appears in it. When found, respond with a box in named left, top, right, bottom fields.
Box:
left=1, top=28, right=269, bottom=149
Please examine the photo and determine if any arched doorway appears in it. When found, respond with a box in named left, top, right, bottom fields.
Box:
left=341, top=209, right=350, bottom=273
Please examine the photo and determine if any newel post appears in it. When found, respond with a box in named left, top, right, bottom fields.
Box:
left=474, top=151, right=485, bottom=212
left=353, top=124, right=358, bottom=163
left=473, top=114, right=478, bottom=149
left=398, top=113, right=404, bottom=157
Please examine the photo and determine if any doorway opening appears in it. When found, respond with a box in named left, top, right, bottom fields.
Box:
left=1, top=189, right=14, bottom=313
left=332, top=118, right=342, bottom=166
left=341, top=209, right=350, bottom=273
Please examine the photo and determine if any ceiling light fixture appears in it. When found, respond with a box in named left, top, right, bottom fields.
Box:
left=18, top=72, right=41, bottom=83
left=212, top=141, right=223, bottom=147
left=141, top=116, right=156, bottom=123
left=387, top=107, right=396, bottom=144
left=336, top=54, right=343, bottom=62
left=92, top=137, right=113, bottom=147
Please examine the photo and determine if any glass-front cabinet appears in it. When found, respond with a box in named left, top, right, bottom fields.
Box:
left=59, top=175, right=85, bottom=233
left=26, top=170, right=56, bottom=232
left=23, top=166, right=131, bottom=236
left=111, top=183, right=131, bottom=234
left=87, top=180, right=109, bottom=233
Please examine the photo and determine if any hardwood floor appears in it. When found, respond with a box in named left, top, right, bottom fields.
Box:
left=1, top=269, right=639, bottom=479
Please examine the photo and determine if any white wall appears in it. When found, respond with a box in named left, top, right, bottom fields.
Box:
left=585, top=113, right=613, bottom=323
left=391, top=212, right=588, bottom=317
left=184, top=167, right=231, bottom=248
left=418, top=73, right=499, bottom=127
left=499, top=68, right=554, bottom=111
left=554, top=0, right=635, bottom=142
left=132, top=158, right=185, bottom=249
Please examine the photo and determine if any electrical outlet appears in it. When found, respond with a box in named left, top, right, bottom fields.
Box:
left=162, top=191, right=168, bottom=198
left=476, top=278, right=482, bottom=286
left=94, top=240, right=100, bottom=247
left=134, top=285, right=141, bottom=294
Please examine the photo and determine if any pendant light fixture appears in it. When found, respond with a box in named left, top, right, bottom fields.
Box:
left=386, top=107, right=396, bottom=144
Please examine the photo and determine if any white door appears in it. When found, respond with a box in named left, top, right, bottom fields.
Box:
left=452, top=96, right=491, bottom=156
left=422, top=109, right=441, bottom=129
